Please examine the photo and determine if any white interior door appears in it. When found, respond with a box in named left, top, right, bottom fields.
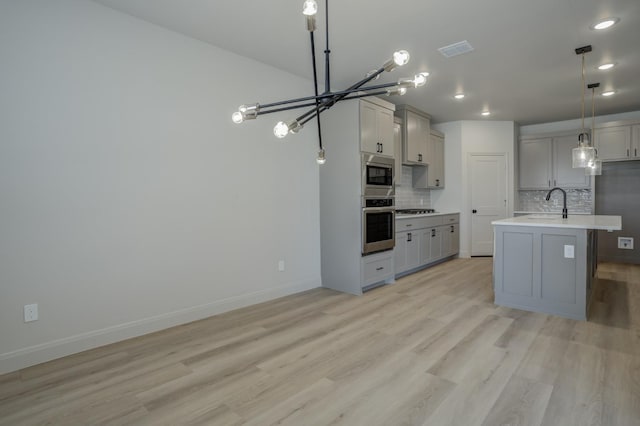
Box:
left=470, top=154, right=508, bottom=256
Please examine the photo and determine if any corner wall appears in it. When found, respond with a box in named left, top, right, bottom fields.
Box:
left=0, top=0, right=321, bottom=373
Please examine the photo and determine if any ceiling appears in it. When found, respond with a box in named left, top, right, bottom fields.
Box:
left=94, top=0, right=640, bottom=125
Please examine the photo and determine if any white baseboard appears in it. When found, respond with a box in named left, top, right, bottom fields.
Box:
left=0, top=277, right=320, bottom=375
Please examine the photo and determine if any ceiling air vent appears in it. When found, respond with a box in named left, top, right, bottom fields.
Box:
left=438, top=40, right=474, bottom=58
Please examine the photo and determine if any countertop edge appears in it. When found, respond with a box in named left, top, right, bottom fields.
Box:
left=492, top=214, right=622, bottom=231
left=396, top=211, right=460, bottom=219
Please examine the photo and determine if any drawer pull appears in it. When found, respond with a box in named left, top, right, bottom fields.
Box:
left=376, top=266, right=384, bottom=271
left=405, top=224, right=413, bottom=227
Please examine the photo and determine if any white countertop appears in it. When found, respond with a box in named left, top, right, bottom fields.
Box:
left=396, top=211, right=460, bottom=219
left=513, top=210, right=592, bottom=215
left=492, top=214, right=622, bottom=231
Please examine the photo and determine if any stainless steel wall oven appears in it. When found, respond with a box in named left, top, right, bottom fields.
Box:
left=362, top=197, right=395, bottom=255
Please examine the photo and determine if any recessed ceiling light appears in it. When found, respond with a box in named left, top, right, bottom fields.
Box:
left=602, top=91, right=615, bottom=97
left=481, top=111, right=490, bottom=116
left=591, top=18, right=619, bottom=30
left=454, top=93, right=465, bottom=99
left=597, top=63, right=615, bottom=70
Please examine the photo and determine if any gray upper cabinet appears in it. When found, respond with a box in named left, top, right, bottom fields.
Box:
left=519, top=137, right=552, bottom=189
left=552, top=134, right=590, bottom=188
left=360, top=98, right=394, bottom=158
left=594, top=123, right=640, bottom=161
left=634, top=125, right=640, bottom=159
left=427, top=131, right=445, bottom=188
left=519, top=132, right=590, bottom=190
left=395, top=105, right=430, bottom=166
left=393, top=118, right=403, bottom=186
left=412, top=130, right=445, bottom=189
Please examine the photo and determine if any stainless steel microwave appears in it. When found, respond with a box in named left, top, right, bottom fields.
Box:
left=362, top=154, right=394, bottom=197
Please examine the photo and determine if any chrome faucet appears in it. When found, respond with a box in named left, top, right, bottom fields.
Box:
left=545, top=187, right=568, bottom=218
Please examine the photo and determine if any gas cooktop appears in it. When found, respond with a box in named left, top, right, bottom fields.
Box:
left=396, top=209, right=437, bottom=214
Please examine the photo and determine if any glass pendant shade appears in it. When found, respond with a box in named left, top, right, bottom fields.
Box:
left=572, top=145, right=595, bottom=168
left=585, top=158, right=602, bottom=175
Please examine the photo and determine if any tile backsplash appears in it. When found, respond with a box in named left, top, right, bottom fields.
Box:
left=518, top=189, right=592, bottom=213
left=395, top=166, right=431, bottom=208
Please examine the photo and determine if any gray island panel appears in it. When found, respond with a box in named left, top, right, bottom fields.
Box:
left=493, top=224, right=591, bottom=320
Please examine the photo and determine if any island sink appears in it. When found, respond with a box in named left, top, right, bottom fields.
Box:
left=545, top=187, right=568, bottom=218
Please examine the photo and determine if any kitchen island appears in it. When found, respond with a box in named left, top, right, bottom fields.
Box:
left=491, top=214, right=621, bottom=320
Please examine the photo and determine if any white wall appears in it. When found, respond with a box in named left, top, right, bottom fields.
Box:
left=432, top=121, right=515, bottom=257
left=519, top=110, right=640, bottom=135
left=0, top=0, right=321, bottom=373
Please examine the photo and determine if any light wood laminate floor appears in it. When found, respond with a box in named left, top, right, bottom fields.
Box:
left=1, top=258, right=639, bottom=425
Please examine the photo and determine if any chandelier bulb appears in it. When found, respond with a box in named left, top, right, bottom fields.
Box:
left=383, top=50, right=410, bottom=72
left=274, top=121, right=289, bottom=138
left=386, top=87, right=407, bottom=96
left=393, top=50, right=410, bottom=67
left=316, top=148, right=326, bottom=165
left=414, top=72, right=429, bottom=87
left=302, top=0, right=318, bottom=16
left=231, top=111, right=244, bottom=124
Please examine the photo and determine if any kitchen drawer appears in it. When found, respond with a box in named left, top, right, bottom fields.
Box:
left=396, top=218, right=422, bottom=230
left=397, top=216, right=442, bottom=230
left=440, top=214, right=460, bottom=224
left=362, top=253, right=393, bottom=286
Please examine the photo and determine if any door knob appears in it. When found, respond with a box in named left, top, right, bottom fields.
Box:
left=472, top=209, right=477, bottom=214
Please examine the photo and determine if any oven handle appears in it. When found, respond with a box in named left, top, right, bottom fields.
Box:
left=362, top=207, right=396, bottom=214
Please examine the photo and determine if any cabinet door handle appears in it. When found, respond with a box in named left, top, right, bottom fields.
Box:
left=407, top=232, right=412, bottom=241
left=451, top=225, right=454, bottom=233
left=380, top=143, right=383, bottom=153
left=435, top=179, right=440, bottom=186
left=431, top=229, right=436, bottom=237
left=636, top=148, right=638, bottom=157
left=472, top=209, right=477, bottom=214
left=376, top=266, right=384, bottom=271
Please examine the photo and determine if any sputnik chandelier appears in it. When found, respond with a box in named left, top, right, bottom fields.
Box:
left=232, top=0, right=429, bottom=164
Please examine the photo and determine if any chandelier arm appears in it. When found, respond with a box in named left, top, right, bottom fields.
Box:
left=257, top=68, right=390, bottom=112
left=298, top=91, right=389, bottom=126
left=310, top=30, right=323, bottom=150
left=254, top=80, right=398, bottom=119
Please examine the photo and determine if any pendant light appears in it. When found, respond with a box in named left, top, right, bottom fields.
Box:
left=585, top=83, right=602, bottom=176
left=572, top=46, right=596, bottom=168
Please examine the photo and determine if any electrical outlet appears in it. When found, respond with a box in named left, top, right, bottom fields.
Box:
left=24, top=304, right=38, bottom=322
left=278, top=260, right=285, bottom=272
left=564, top=245, right=575, bottom=259
left=618, top=237, right=634, bottom=250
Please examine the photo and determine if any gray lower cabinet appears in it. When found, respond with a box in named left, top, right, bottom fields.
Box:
left=394, top=231, right=420, bottom=273
left=395, top=214, right=459, bottom=276
left=361, top=251, right=395, bottom=290
left=493, top=225, right=596, bottom=320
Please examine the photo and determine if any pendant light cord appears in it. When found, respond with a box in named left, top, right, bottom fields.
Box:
left=591, top=87, right=595, bottom=134
left=581, top=54, right=586, bottom=138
